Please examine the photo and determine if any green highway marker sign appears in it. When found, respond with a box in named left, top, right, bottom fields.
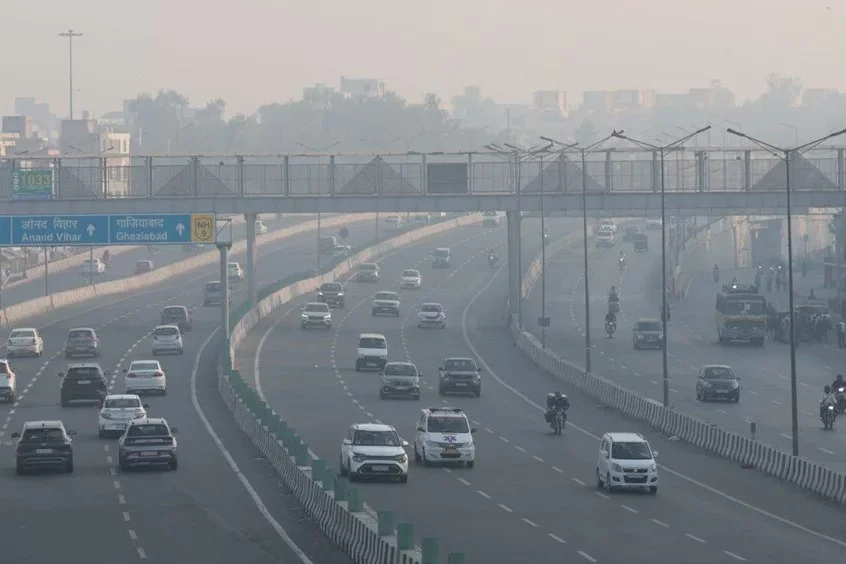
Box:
left=12, top=169, right=53, bottom=201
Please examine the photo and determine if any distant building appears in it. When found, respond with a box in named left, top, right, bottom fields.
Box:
left=58, top=112, right=132, bottom=197
left=14, top=97, right=56, bottom=136
left=340, top=77, right=386, bottom=99
left=533, top=91, right=569, bottom=117
left=655, top=80, right=735, bottom=110
left=802, top=88, right=840, bottom=107
left=303, top=83, right=336, bottom=108
left=582, top=91, right=613, bottom=113
left=1, top=115, right=51, bottom=155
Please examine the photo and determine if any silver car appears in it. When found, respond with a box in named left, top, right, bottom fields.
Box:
left=151, top=325, right=184, bottom=355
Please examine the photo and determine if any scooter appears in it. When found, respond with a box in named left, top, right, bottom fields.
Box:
left=619, top=257, right=626, bottom=271
left=488, top=254, right=498, bottom=268
left=606, top=320, right=617, bottom=338
left=821, top=403, right=836, bottom=430
left=551, top=408, right=566, bottom=435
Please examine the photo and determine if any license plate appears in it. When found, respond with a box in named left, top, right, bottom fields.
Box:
left=140, top=451, right=158, bottom=457
left=371, top=465, right=389, bottom=472
left=36, top=449, right=52, bottom=454
left=77, top=380, right=91, bottom=385
left=455, top=382, right=467, bottom=387
left=444, top=446, right=457, bottom=451
left=716, top=389, right=728, bottom=394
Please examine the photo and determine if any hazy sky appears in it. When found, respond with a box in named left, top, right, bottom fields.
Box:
left=2, top=0, right=842, bottom=118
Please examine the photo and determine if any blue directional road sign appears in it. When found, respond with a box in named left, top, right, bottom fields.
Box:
left=1, top=213, right=217, bottom=247
left=109, top=214, right=216, bottom=245
left=0, top=216, right=11, bottom=246
left=11, top=215, right=110, bottom=247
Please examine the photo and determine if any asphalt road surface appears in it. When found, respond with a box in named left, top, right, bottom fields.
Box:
left=0, top=216, right=382, bottom=564
left=243, top=219, right=846, bottom=564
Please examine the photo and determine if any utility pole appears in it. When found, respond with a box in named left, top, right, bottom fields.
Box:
left=58, top=29, right=83, bottom=119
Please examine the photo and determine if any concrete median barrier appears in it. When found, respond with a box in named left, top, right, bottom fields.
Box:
left=0, top=213, right=369, bottom=327
left=218, top=214, right=482, bottom=564
left=512, top=223, right=846, bottom=506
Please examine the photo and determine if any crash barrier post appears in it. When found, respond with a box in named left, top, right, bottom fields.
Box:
left=217, top=214, right=483, bottom=563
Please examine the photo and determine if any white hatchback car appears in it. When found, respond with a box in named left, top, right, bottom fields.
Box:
left=98, top=394, right=148, bottom=438
left=413, top=407, right=476, bottom=468
left=596, top=432, right=659, bottom=494
left=6, top=327, right=44, bottom=357
left=123, top=360, right=167, bottom=395
left=417, top=303, right=446, bottom=329
left=227, top=262, right=245, bottom=281
left=255, top=220, right=268, bottom=234
left=151, top=325, right=183, bottom=355
left=400, top=269, right=422, bottom=289
left=339, top=423, right=409, bottom=482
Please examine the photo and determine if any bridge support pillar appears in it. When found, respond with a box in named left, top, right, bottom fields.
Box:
left=245, top=213, right=258, bottom=307
left=506, top=211, right=521, bottom=327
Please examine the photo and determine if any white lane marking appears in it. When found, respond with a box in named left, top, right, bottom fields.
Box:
left=498, top=504, right=513, bottom=513
left=460, top=262, right=846, bottom=550
left=577, top=550, right=597, bottom=562
left=552, top=466, right=564, bottom=474
left=477, top=490, right=491, bottom=499
left=571, top=477, right=584, bottom=485
left=137, top=548, right=147, bottom=559
left=118, top=494, right=126, bottom=505
left=515, top=445, right=526, bottom=452
left=651, top=518, right=669, bottom=528
left=780, top=433, right=792, bottom=440
left=620, top=504, right=638, bottom=514
left=113, top=481, right=121, bottom=490
left=817, top=447, right=834, bottom=455
left=457, top=478, right=471, bottom=486
left=128, top=529, right=138, bottom=540
left=685, top=533, right=706, bottom=543
left=499, top=436, right=510, bottom=443
left=594, top=492, right=609, bottom=500
left=123, top=512, right=131, bottom=522
left=521, top=517, right=539, bottom=527
left=548, top=533, right=567, bottom=544
left=723, top=550, right=746, bottom=561
left=191, top=328, right=316, bottom=564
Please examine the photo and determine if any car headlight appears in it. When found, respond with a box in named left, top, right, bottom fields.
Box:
left=317, top=292, right=324, bottom=297
left=101, top=413, right=113, bottom=420
left=394, top=453, right=408, bottom=463
left=636, top=334, right=644, bottom=340
left=702, top=381, right=712, bottom=387
left=134, top=412, right=146, bottom=419
left=352, top=453, right=367, bottom=463
left=357, top=354, right=365, bottom=359
left=380, top=355, right=387, bottom=360
left=611, top=463, right=623, bottom=473
left=731, top=381, right=740, bottom=388
left=324, top=314, right=331, bottom=320
left=648, top=464, right=657, bottom=472
left=301, top=313, right=308, bottom=319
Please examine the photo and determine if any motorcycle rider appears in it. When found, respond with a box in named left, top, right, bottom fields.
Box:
left=608, top=285, right=620, bottom=303
left=101, top=249, right=111, bottom=265
left=618, top=250, right=626, bottom=267
left=831, top=374, right=845, bottom=391
left=488, top=249, right=498, bottom=265
left=713, top=264, right=720, bottom=282
left=820, top=385, right=837, bottom=418
left=544, top=391, right=570, bottom=424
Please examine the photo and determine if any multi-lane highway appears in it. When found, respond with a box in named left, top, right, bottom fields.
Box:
left=0, top=216, right=382, bottom=563
left=242, top=218, right=846, bottom=563
left=521, top=227, right=846, bottom=474
left=0, top=214, right=318, bottom=311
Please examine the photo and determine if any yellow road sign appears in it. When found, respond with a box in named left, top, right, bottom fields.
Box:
left=190, top=213, right=215, bottom=243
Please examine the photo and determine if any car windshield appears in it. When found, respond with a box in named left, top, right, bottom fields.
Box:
left=137, top=261, right=151, bottom=267
left=421, top=304, right=442, bottom=313
left=0, top=362, right=8, bottom=374
left=66, top=367, right=102, bottom=378
left=206, top=282, right=223, bottom=291
left=22, top=428, right=64, bottom=441
left=384, top=364, right=417, bottom=376
left=637, top=321, right=662, bottom=331
left=725, top=298, right=765, bottom=315
left=68, top=330, right=94, bottom=341
left=9, top=329, right=35, bottom=339
left=445, top=359, right=476, bottom=371
left=353, top=429, right=400, bottom=446
left=433, top=250, right=449, bottom=257
left=83, top=259, right=97, bottom=265
left=228, top=263, right=239, bottom=270
left=130, top=362, right=159, bottom=372
left=321, top=283, right=342, bottom=292
left=359, top=338, right=386, bottom=349
left=403, top=270, right=419, bottom=277
left=375, top=292, right=398, bottom=300
left=704, top=367, right=736, bottom=380
left=427, top=416, right=469, bottom=434
left=360, top=264, right=377, bottom=271
left=304, top=304, right=328, bottom=312
left=154, top=327, right=179, bottom=337
left=105, top=398, right=141, bottom=409
left=127, top=424, right=169, bottom=437
left=611, top=441, right=653, bottom=460
left=163, top=307, right=185, bottom=316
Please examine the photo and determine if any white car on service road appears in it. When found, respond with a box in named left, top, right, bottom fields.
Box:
left=413, top=407, right=476, bottom=468
left=417, top=303, right=446, bottom=329
left=124, top=360, right=168, bottom=395
left=400, top=269, right=422, bottom=289
left=227, top=262, right=245, bottom=282
left=595, top=229, right=615, bottom=248
left=151, top=325, right=183, bottom=356
left=98, top=394, right=148, bottom=438
left=645, top=218, right=663, bottom=230
left=81, top=258, right=106, bottom=276
left=339, top=423, right=409, bottom=482
left=6, top=327, right=44, bottom=357
left=255, top=220, right=268, bottom=235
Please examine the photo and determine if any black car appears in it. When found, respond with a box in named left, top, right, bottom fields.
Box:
left=317, top=282, right=345, bottom=308
left=204, top=281, right=230, bottom=306
left=696, top=365, right=741, bottom=402
left=12, top=420, right=77, bottom=474
left=438, top=357, right=482, bottom=397
left=64, top=327, right=100, bottom=358
left=118, top=417, right=178, bottom=471
left=633, top=234, right=648, bottom=252
left=134, top=260, right=154, bottom=275
left=60, top=363, right=109, bottom=406
left=622, top=226, right=640, bottom=242
left=160, top=305, right=193, bottom=331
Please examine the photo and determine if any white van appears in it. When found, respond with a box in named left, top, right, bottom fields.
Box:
left=355, top=333, right=387, bottom=372
left=596, top=432, right=658, bottom=494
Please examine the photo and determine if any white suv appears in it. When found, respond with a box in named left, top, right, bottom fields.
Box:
left=596, top=432, right=658, bottom=494
left=355, top=333, right=387, bottom=371
left=413, top=407, right=477, bottom=468
left=339, top=423, right=409, bottom=482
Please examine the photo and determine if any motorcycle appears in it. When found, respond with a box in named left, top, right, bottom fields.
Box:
left=821, top=403, right=836, bottom=430
left=618, top=257, right=626, bottom=271
left=835, top=386, right=846, bottom=414
left=606, top=320, right=617, bottom=338
left=488, top=254, right=498, bottom=268
left=551, top=408, right=566, bottom=435
left=713, top=269, right=719, bottom=283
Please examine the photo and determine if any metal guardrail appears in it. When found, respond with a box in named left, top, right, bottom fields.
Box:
left=1, top=147, right=845, bottom=201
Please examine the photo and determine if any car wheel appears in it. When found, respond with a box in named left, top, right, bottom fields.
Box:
left=605, top=473, right=614, bottom=493
left=161, top=389, right=167, bottom=396
left=438, top=387, right=446, bottom=396
left=347, top=461, right=356, bottom=482
left=99, top=429, right=107, bottom=439
left=339, top=456, right=347, bottom=476
left=474, top=388, right=481, bottom=398
left=649, top=486, right=658, bottom=494
left=399, top=474, right=408, bottom=483
left=733, top=395, right=740, bottom=403
left=169, top=458, right=178, bottom=471
left=355, top=361, right=361, bottom=372
left=178, top=349, right=184, bottom=355
left=596, top=469, right=603, bottom=489
left=379, top=391, right=386, bottom=400
left=414, top=446, right=422, bottom=463
left=119, top=457, right=129, bottom=472
left=418, top=323, right=422, bottom=328
left=16, top=462, right=25, bottom=475
left=372, top=311, right=376, bottom=317
left=61, top=398, right=69, bottom=407
left=66, top=460, right=74, bottom=474
left=466, top=461, right=475, bottom=469
left=422, top=447, right=431, bottom=467
left=695, top=388, right=701, bottom=400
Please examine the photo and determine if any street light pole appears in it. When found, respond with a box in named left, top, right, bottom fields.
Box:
left=727, top=126, right=846, bottom=457
left=612, top=127, right=711, bottom=408
left=297, top=141, right=340, bottom=273
left=542, top=134, right=616, bottom=374
left=58, top=29, right=83, bottom=120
